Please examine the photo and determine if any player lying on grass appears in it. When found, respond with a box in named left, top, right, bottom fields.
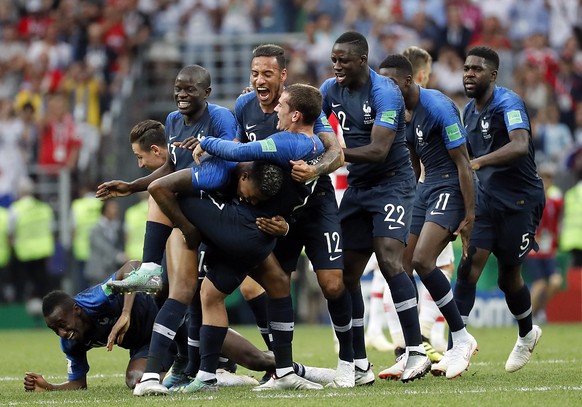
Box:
left=24, top=261, right=332, bottom=392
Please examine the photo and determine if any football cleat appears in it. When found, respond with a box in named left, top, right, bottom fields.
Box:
left=431, top=350, right=450, bottom=376
left=422, top=336, right=443, bottom=363
left=171, top=377, right=218, bottom=393
left=325, top=359, right=355, bottom=388
left=379, top=353, right=405, bottom=380
left=446, top=334, right=478, bottom=379
left=133, top=379, right=169, bottom=396
left=216, top=368, right=259, bottom=386
left=301, top=364, right=336, bottom=385
left=252, top=373, right=323, bottom=391
left=354, top=363, right=375, bottom=386
left=401, top=350, right=431, bottom=383
left=505, top=325, right=542, bottom=373
left=108, top=263, right=163, bottom=294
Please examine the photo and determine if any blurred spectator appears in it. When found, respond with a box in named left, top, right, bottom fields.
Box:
left=523, top=162, right=564, bottom=324
left=517, top=32, right=558, bottom=85
left=451, top=0, right=482, bottom=33
left=181, top=0, right=221, bottom=65
left=26, top=23, right=73, bottom=71
left=507, top=0, right=550, bottom=47
left=547, top=0, right=579, bottom=49
left=401, top=0, right=445, bottom=28
left=0, top=23, right=27, bottom=78
left=560, top=146, right=582, bottom=270
left=149, top=0, right=182, bottom=40
left=468, top=15, right=511, bottom=51
left=514, top=62, right=553, bottom=115
left=430, top=45, right=465, bottom=97
left=436, top=3, right=472, bottom=60
left=37, top=92, right=82, bottom=174
left=535, top=103, right=574, bottom=165
left=124, top=192, right=149, bottom=261
left=16, top=0, right=54, bottom=42
left=220, top=0, right=256, bottom=35
left=8, top=177, right=56, bottom=303
left=407, top=11, right=439, bottom=57
left=84, top=199, right=126, bottom=287
left=0, top=98, right=27, bottom=208
left=477, top=0, right=511, bottom=28
left=574, top=103, right=582, bottom=144
left=304, top=13, right=338, bottom=80
left=19, top=102, right=40, bottom=167
left=552, top=54, right=582, bottom=132
left=119, top=0, right=152, bottom=55
left=0, top=204, right=10, bottom=302
left=69, top=182, right=102, bottom=292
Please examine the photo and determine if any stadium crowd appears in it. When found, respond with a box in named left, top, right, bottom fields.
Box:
left=0, top=0, right=581, bottom=326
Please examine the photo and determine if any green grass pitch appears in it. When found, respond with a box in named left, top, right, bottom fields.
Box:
left=1, top=324, right=580, bottom=406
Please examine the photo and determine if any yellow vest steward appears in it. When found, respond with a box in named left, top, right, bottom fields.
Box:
left=12, top=197, right=55, bottom=261
left=71, top=196, right=103, bottom=260
left=560, top=183, right=582, bottom=251
left=124, top=199, right=148, bottom=260
left=0, top=207, right=9, bottom=267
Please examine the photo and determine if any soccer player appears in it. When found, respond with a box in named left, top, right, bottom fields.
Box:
left=22, top=261, right=304, bottom=392
left=433, top=46, right=545, bottom=375
left=233, top=44, right=356, bottom=388
left=377, top=54, right=477, bottom=380
left=144, top=83, right=327, bottom=393
left=319, top=31, right=430, bottom=383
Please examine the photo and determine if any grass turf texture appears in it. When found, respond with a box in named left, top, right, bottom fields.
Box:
left=1, top=324, right=580, bottom=406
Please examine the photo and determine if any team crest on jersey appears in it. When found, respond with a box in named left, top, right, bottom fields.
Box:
left=480, top=118, right=491, bottom=139
left=363, top=102, right=374, bottom=124
left=415, top=125, right=425, bottom=146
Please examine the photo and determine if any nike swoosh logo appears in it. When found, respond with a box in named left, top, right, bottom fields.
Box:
left=388, top=225, right=402, bottom=230
left=332, top=103, right=341, bottom=108
left=329, top=255, right=341, bottom=261
left=430, top=210, right=444, bottom=215
left=169, top=135, right=178, bottom=141
left=246, top=124, right=257, bottom=130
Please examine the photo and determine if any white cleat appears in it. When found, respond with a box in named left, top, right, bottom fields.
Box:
left=326, top=359, right=355, bottom=388
left=505, top=325, right=542, bottom=373
left=302, top=365, right=336, bottom=385
left=354, top=363, right=375, bottom=386
left=133, top=380, right=169, bottom=396
left=431, top=350, right=450, bottom=376
left=378, top=353, right=405, bottom=380
left=446, top=334, right=478, bottom=379
left=401, top=351, right=431, bottom=383
left=252, top=373, right=323, bottom=391
left=365, top=334, right=396, bottom=352
left=216, top=368, right=259, bottom=386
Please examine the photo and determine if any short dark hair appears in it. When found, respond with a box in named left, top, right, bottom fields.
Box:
left=334, top=31, right=368, bottom=56
left=284, top=83, right=322, bottom=125
left=251, top=161, right=284, bottom=198
left=178, top=64, right=211, bottom=87
left=379, top=54, right=413, bottom=77
left=42, top=290, right=75, bottom=317
left=252, top=44, right=286, bottom=70
left=402, top=46, right=432, bottom=76
left=129, top=119, right=166, bottom=150
left=467, top=46, right=499, bottom=70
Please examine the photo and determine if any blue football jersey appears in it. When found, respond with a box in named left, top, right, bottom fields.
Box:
left=164, top=103, right=237, bottom=170
left=320, top=67, right=413, bottom=187
left=463, top=86, right=544, bottom=210
left=408, top=87, right=466, bottom=183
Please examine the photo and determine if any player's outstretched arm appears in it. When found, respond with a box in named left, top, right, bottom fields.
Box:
left=24, top=372, right=87, bottom=391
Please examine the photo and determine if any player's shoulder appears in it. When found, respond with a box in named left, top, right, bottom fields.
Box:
left=207, top=103, right=234, bottom=116
left=320, top=77, right=337, bottom=94
left=420, top=88, right=460, bottom=119
left=235, top=91, right=257, bottom=109
left=165, top=110, right=182, bottom=125
left=492, top=86, right=525, bottom=110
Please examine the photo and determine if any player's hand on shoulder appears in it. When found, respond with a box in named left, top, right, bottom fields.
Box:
left=24, top=372, right=49, bottom=392
left=175, top=136, right=200, bottom=151
left=96, top=181, right=132, bottom=200
left=256, top=216, right=289, bottom=237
